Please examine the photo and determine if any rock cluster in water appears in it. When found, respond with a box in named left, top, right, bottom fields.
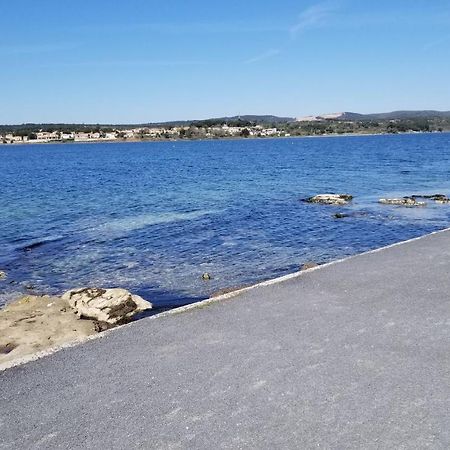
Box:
left=305, top=194, right=353, bottom=205
left=378, top=197, right=426, bottom=207
left=305, top=192, right=450, bottom=209
left=411, top=194, right=450, bottom=204
left=379, top=194, right=450, bottom=207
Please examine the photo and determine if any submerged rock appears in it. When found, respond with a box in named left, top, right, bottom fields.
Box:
left=300, top=262, right=319, bottom=271
left=333, top=211, right=371, bottom=220
left=202, top=272, right=212, bottom=280
left=305, top=194, right=353, bottom=205
left=210, top=284, right=251, bottom=297
left=411, top=194, right=450, bottom=203
left=333, top=213, right=350, bottom=219
left=62, top=287, right=152, bottom=325
left=379, top=197, right=426, bottom=207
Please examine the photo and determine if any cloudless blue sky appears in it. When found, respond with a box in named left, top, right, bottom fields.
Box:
left=2, top=0, right=450, bottom=123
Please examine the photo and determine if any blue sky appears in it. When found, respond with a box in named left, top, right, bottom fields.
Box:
left=1, top=0, right=450, bottom=123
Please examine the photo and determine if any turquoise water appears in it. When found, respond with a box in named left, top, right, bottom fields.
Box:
left=1, top=133, right=450, bottom=310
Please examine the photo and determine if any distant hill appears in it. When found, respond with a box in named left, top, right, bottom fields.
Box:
left=147, top=115, right=295, bottom=127
left=364, top=110, right=450, bottom=120
left=296, top=112, right=365, bottom=122
left=296, top=110, right=450, bottom=122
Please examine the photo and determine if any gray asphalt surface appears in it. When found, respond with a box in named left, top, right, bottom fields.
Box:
left=2, top=230, right=450, bottom=449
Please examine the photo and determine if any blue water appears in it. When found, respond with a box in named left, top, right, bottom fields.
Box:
left=1, top=133, right=450, bottom=309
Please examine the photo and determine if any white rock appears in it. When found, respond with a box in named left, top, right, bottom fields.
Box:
left=62, top=287, right=152, bottom=325
left=379, top=197, right=426, bottom=207
left=306, top=194, right=353, bottom=205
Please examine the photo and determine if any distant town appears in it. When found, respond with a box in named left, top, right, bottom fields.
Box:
left=1, top=111, right=449, bottom=144
left=0, top=124, right=287, bottom=144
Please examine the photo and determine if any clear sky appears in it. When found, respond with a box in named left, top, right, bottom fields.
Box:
left=2, top=0, right=450, bottom=123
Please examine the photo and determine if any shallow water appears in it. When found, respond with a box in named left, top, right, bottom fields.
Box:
left=1, top=133, right=450, bottom=309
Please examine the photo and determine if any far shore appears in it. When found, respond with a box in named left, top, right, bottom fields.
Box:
left=0, top=130, right=447, bottom=147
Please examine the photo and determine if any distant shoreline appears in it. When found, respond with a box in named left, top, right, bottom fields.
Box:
left=0, top=130, right=447, bottom=147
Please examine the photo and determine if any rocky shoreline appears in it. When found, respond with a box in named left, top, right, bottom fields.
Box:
left=0, top=288, right=151, bottom=366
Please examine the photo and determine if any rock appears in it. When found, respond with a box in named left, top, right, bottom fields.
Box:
left=305, top=194, right=353, bottom=205
left=300, top=262, right=319, bottom=271
left=210, top=284, right=251, bottom=297
left=0, top=342, right=18, bottom=355
left=379, top=197, right=426, bottom=207
left=202, top=273, right=212, bottom=281
left=0, top=271, right=6, bottom=280
left=93, top=321, right=113, bottom=332
left=333, top=213, right=350, bottom=219
left=411, top=194, right=450, bottom=203
left=61, top=287, right=152, bottom=325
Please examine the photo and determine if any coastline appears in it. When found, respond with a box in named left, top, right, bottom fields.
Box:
left=2, top=225, right=449, bottom=372
left=0, top=130, right=447, bottom=147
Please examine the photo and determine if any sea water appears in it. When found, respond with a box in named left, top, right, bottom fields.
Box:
left=1, top=133, right=450, bottom=309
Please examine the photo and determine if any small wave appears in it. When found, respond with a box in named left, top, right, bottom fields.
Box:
left=92, top=210, right=216, bottom=236
left=21, top=235, right=65, bottom=252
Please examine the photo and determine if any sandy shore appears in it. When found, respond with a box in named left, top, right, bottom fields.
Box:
left=0, top=295, right=98, bottom=366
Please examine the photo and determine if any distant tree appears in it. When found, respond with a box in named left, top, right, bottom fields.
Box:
left=185, top=126, right=200, bottom=139
left=240, top=128, right=250, bottom=137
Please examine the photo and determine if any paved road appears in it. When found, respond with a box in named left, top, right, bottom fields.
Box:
left=2, top=230, right=450, bottom=449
